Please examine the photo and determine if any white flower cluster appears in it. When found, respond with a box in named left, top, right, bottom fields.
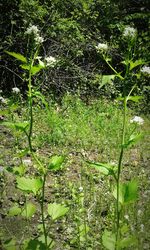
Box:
left=25, top=25, right=44, bottom=45
left=79, top=186, right=83, bottom=192
left=141, top=66, right=150, bottom=75
left=22, top=158, right=32, bottom=166
left=123, top=26, right=137, bottom=39
left=12, top=87, right=20, bottom=94
left=45, top=56, right=57, bottom=67
left=96, top=43, right=108, bottom=52
left=0, top=96, right=7, bottom=104
left=130, top=116, right=144, bottom=125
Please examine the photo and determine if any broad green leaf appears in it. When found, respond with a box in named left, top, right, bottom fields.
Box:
left=16, top=177, right=43, bottom=195
left=2, top=121, right=29, bottom=131
left=118, top=235, right=137, bottom=248
left=3, top=238, right=17, bottom=250
left=21, top=64, right=45, bottom=75
left=100, top=75, right=116, bottom=88
left=129, top=59, right=145, bottom=71
left=102, top=230, right=116, bottom=250
left=21, top=202, right=36, bottom=218
left=87, top=161, right=117, bottom=176
left=5, top=51, right=27, bottom=63
left=124, top=180, right=138, bottom=203
left=117, top=96, right=143, bottom=103
left=120, top=224, right=129, bottom=234
left=24, top=239, right=46, bottom=250
left=20, top=64, right=30, bottom=71
left=113, top=184, right=126, bottom=204
left=113, top=180, right=138, bottom=205
left=12, top=165, right=26, bottom=176
left=79, top=224, right=90, bottom=242
left=48, top=203, right=69, bottom=220
left=127, top=96, right=143, bottom=102
left=31, top=65, right=45, bottom=75
left=124, top=133, right=143, bottom=148
left=48, top=155, right=65, bottom=171
left=8, top=205, right=21, bottom=216
left=38, top=235, right=55, bottom=248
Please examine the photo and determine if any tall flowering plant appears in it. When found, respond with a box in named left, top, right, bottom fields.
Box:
left=2, top=25, right=69, bottom=249
left=87, top=26, right=149, bottom=249
left=5, top=25, right=58, bottom=152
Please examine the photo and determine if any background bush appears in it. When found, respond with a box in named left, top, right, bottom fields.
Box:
left=1, top=0, right=150, bottom=107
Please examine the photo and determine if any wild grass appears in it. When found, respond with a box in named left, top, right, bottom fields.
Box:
left=0, top=95, right=149, bottom=249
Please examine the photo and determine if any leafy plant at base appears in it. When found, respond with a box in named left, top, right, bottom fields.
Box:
left=87, top=27, right=146, bottom=249
left=2, top=26, right=68, bottom=249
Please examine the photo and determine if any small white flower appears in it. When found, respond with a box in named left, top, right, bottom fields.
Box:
left=34, top=36, right=44, bottom=45
left=45, top=56, right=57, bottom=67
left=123, top=26, right=137, bottom=38
left=96, top=43, right=108, bottom=51
left=25, top=25, right=39, bottom=36
left=124, top=214, right=129, bottom=220
left=22, top=158, right=32, bottom=166
left=25, top=25, right=44, bottom=45
left=12, top=87, right=20, bottom=94
left=137, top=210, right=142, bottom=216
left=0, top=166, right=4, bottom=172
left=79, top=186, right=83, bottom=192
left=130, top=116, right=144, bottom=125
left=141, top=66, right=150, bottom=75
left=140, top=224, right=144, bottom=232
left=0, top=96, right=7, bottom=104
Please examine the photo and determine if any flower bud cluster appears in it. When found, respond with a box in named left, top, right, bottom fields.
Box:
left=25, top=25, right=44, bottom=45
left=12, top=87, right=20, bottom=94
left=123, top=26, right=137, bottom=39
left=45, top=56, right=57, bottom=67
left=130, top=116, right=144, bottom=125
left=0, top=96, right=7, bottom=104
left=141, top=66, right=150, bottom=75
left=96, top=43, right=108, bottom=52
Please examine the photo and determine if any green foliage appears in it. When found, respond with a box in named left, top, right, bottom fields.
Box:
left=1, top=0, right=149, bottom=104
left=113, top=180, right=138, bottom=205
left=21, top=202, right=36, bottom=218
left=5, top=51, right=27, bottom=63
left=102, top=230, right=116, bottom=250
left=16, top=177, right=43, bottom=195
left=2, top=121, right=29, bottom=132
left=47, top=203, right=69, bottom=221
left=87, top=161, right=117, bottom=177
left=48, top=155, right=65, bottom=171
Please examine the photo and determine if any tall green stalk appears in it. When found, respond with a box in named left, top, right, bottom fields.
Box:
left=116, top=97, right=127, bottom=246
left=28, top=65, right=33, bottom=152
left=115, top=84, right=136, bottom=248
left=40, top=174, right=48, bottom=248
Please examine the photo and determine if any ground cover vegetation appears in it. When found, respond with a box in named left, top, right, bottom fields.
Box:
left=0, top=0, right=150, bottom=249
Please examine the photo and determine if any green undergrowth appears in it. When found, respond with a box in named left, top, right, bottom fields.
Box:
left=33, top=95, right=124, bottom=156
left=0, top=95, right=150, bottom=249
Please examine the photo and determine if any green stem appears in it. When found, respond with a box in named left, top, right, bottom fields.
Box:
left=105, top=59, right=124, bottom=80
left=28, top=59, right=33, bottom=152
left=116, top=84, right=136, bottom=248
left=28, top=47, right=39, bottom=152
left=40, top=174, right=48, bottom=248
left=116, top=97, right=127, bottom=247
